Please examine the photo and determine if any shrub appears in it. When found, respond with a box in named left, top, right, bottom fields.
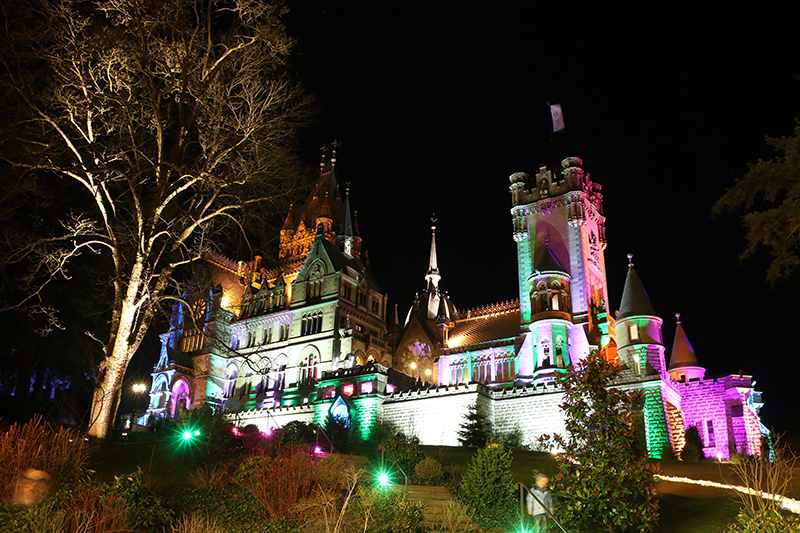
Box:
left=456, top=402, right=492, bottom=448
left=457, top=443, right=516, bottom=531
left=234, top=444, right=346, bottom=522
left=724, top=432, right=798, bottom=533
left=353, top=486, right=426, bottom=533
left=682, top=425, right=704, bottom=461
left=102, top=469, right=173, bottom=531
left=170, top=487, right=264, bottom=533
left=368, top=419, right=399, bottom=445
left=725, top=508, right=800, bottom=533
left=495, top=426, right=527, bottom=450
left=279, top=420, right=316, bottom=446
left=382, top=434, right=425, bottom=475
left=545, top=352, right=659, bottom=533
left=156, top=406, right=235, bottom=463
left=0, top=415, right=92, bottom=504
left=414, top=456, right=443, bottom=483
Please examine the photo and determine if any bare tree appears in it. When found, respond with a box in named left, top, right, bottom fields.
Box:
left=0, top=0, right=314, bottom=441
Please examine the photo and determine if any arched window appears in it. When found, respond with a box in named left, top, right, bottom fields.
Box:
left=171, top=380, right=191, bottom=418
left=224, top=365, right=238, bottom=398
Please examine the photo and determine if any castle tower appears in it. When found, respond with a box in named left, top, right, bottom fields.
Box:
left=667, top=314, right=705, bottom=382
left=614, top=254, right=666, bottom=377
left=510, top=157, right=610, bottom=379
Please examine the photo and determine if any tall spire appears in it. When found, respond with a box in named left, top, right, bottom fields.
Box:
left=425, top=215, right=441, bottom=289
left=337, top=183, right=354, bottom=256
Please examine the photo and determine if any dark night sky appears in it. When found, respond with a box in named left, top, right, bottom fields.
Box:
left=279, top=2, right=800, bottom=432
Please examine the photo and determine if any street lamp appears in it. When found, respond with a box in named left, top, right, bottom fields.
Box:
left=132, top=383, right=147, bottom=393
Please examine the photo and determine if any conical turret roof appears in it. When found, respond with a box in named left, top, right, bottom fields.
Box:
left=668, top=314, right=701, bottom=370
left=617, top=254, right=656, bottom=320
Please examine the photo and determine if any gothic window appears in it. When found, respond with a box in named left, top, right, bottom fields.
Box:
left=224, top=365, right=238, bottom=398
left=193, top=299, right=207, bottom=324
left=542, top=342, right=551, bottom=367
left=731, top=404, right=744, bottom=417
left=300, top=354, right=318, bottom=386
left=551, top=293, right=560, bottom=311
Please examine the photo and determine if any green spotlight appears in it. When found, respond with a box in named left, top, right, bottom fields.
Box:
left=194, top=429, right=200, bottom=436
left=378, top=472, right=390, bottom=486
left=182, top=430, right=193, bottom=440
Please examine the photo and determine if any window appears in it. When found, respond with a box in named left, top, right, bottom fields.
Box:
left=628, top=323, right=639, bottom=342
left=731, top=404, right=744, bottom=417
left=263, top=326, right=272, bottom=344
left=301, top=312, right=323, bottom=336
left=224, top=365, right=238, bottom=398
left=279, top=323, right=290, bottom=341
left=706, top=420, right=716, bottom=447
left=372, top=299, right=380, bottom=314
left=341, top=284, right=352, bottom=301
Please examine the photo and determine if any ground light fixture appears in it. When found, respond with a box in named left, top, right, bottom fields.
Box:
left=377, top=471, right=391, bottom=486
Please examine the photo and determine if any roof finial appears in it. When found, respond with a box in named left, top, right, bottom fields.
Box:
left=331, top=139, right=340, bottom=168
left=545, top=237, right=549, bottom=247
left=676, top=312, right=681, bottom=324
left=431, top=213, right=437, bottom=232
left=627, top=253, right=634, bottom=267
left=320, top=144, right=329, bottom=171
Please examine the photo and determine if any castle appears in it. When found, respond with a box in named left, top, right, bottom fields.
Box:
left=145, top=151, right=765, bottom=459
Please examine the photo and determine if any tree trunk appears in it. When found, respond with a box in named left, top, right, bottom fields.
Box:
left=86, top=276, right=145, bottom=443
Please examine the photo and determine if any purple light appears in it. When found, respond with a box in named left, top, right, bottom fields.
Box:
left=315, top=446, right=322, bottom=454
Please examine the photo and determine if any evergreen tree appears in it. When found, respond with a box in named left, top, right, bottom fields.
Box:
left=546, top=352, right=659, bottom=532
left=714, top=97, right=800, bottom=283
left=457, top=401, right=492, bottom=448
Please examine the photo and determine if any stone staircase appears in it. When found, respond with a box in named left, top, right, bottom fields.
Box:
left=407, top=484, right=482, bottom=533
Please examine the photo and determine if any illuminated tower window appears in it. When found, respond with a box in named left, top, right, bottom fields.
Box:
left=628, top=323, right=639, bottom=342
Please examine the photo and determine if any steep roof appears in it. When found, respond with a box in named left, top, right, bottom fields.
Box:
left=534, top=245, right=568, bottom=274
left=668, top=314, right=701, bottom=370
left=617, top=255, right=656, bottom=320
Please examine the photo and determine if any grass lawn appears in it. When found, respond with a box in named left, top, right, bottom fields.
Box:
left=90, top=437, right=756, bottom=532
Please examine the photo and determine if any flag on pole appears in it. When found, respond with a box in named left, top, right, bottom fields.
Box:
left=550, top=103, right=565, bottom=132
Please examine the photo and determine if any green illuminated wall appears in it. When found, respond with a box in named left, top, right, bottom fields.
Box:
left=642, top=382, right=669, bottom=459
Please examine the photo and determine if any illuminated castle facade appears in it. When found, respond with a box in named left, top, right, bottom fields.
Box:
left=145, top=153, right=765, bottom=459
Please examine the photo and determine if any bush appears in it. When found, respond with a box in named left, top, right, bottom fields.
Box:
left=682, top=425, right=704, bottom=461
left=725, top=508, right=800, bottom=533
left=156, top=406, right=236, bottom=463
left=0, top=416, right=92, bottom=504
left=234, top=444, right=346, bottom=522
left=104, top=469, right=173, bottom=531
left=170, top=487, right=266, bottom=533
left=353, top=486, right=426, bottom=533
left=414, top=456, right=443, bottom=483
left=368, top=418, right=399, bottom=445
left=382, top=434, right=425, bottom=475
left=495, top=426, right=527, bottom=450
left=279, top=420, right=316, bottom=446
left=457, top=443, right=516, bottom=531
